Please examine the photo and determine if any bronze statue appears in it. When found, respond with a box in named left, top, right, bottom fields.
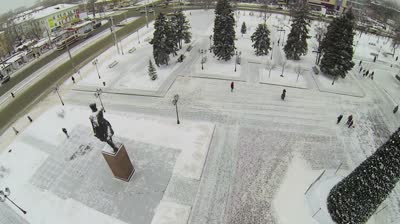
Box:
left=89, top=103, right=119, bottom=153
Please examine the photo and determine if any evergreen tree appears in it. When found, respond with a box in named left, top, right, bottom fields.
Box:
left=150, top=13, right=171, bottom=66
left=251, top=23, right=271, bottom=56
left=174, top=10, right=192, bottom=49
left=168, top=15, right=179, bottom=56
left=241, top=22, right=247, bottom=36
left=319, top=9, right=355, bottom=78
left=327, top=127, right=400, bottom=224
left=148, top=59, right=157, bottom=80
left=213, top=0, right=236, bottom=61
left=284, top=5, right=310, bottom=60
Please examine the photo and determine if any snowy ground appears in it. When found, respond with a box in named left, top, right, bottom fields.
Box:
left=0, top=8, right=400, bottom=224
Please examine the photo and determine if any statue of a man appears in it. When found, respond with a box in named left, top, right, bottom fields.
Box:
left=89, top=103, right=119, bottom=153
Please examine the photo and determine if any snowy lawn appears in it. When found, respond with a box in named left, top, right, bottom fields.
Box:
left=75, top=21, right=186, bottom=92
left=260, top=67, right=308, bottom=89
left=312, top=72, right=364, bottom=97
left=274, top=155, right=377, bottom=224
left=194, top=53, right=241, bottom=78
left=0, top=105, right=214, bottom=223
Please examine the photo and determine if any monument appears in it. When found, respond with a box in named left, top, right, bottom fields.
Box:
left=89, top=103, right=135, bottom=182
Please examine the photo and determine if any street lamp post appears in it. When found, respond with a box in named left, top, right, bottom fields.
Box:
left=172, top=94, right=180, bottom=124
left=209, top=35, right=212, bottom=53
left=109, top=16, right=121, bottom=55
left=92, top=59, right=101, bottom=79
left=94, top=88, right=105, bottom=112
left=54, top=85, right=64, bottom=106
left=234, top=51, right=238, bottom=72
left=282, top=30, right=286, bottom=47
left=201, top=49, right=204, bottom=70
left=137, top=29, right=140, bottom=44
left=0, top=187, right=27, bottom=214
left=270, top=41, right=274, bottom=60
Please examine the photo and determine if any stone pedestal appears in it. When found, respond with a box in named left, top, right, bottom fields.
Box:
left=102, top=144, right=135, bottom=182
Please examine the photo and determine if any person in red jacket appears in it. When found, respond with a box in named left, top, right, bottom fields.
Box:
left=231, top=81, right=234, bottom=92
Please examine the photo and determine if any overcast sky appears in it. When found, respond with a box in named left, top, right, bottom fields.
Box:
left=0, top=0, right=37, bottom=15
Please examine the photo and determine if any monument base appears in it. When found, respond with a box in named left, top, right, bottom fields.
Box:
left=102, top=144, right=135, bottom=182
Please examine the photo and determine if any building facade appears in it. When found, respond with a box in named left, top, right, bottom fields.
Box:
left=307, top=0, right=348, bottom=13
left=11, top=4, right=80, bottom=39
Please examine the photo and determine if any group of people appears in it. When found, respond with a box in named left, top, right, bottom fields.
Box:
left=358, top=61, right=374, bottom=80
left=337, top=114, right=354, bottom=128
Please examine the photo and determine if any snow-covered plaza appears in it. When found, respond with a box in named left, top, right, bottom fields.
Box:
left=0, top=9, right=399, bottom=224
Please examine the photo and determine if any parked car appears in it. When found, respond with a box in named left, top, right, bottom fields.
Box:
left=1, top=75, right=10, bottom=85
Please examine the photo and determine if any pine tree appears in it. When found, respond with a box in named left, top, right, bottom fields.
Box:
left=327, top=127, right=400, bottom=223
left=174, top=10, right=192, bottom=49
left=213, top=0, right=236, bottom=61
left=251, top=23, right=271, bottom=56
left=319, top=9, right=355, bottom=78
left=241, top=22, right=247, bottom=36
left=284, top=5, right=310, bottom=60
left=150, top=13, right=171, bottom=66
left=167, top=15, right=179, bottom=57
left=148, top=59, right=157, bottom=80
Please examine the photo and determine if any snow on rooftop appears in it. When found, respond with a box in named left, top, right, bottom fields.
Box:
left=13, top=4, right=78, bottom=24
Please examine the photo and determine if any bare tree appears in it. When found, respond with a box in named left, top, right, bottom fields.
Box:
left=265, top=60, right=276, bottom=78
left=280, top=59, right=287, bottom=77
left=392, top=29, right=400, bottom=55
left=295, top=64, right=306, bottom=82
left=314, top=22, right=327, bottom=65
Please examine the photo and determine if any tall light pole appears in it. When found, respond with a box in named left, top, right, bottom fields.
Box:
left=145, top=4, right=149, bottom=28
left=172, top=94, right=180, bottom=124
left=54, top=85, right=64, bottom=106
left=201, top=49, right=204, bottom=70
left=282, top=30, right=286, bottom=47
left=137, top=29, right=140, bottom=44
left=270, top=40, right=274, bottom=60
left=109, top=16, right=121, bottom=55
left=234, top=51, right=238, bottom=72
left=92, top=59, right=101, bottom=79
left=209, top=35, right=212, bottom=53
left=94, top=88, right=105, bottom=112
left=66, top=43, right=81, bottom=80
left=0, top=187, right=27, bottom=214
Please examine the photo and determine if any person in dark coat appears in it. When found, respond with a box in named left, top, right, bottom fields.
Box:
left=359, top=60, right=362, bottom=66
left=281, top=89, right=286, bottom=101
left=346, top=115, right=353, bottom=125
left=369, top=71, right=374, bottom=78
left=394, top=105, right=399, bottom=114
left=373, top=56, right=377, bottom=62
left=71, top=76, right=75, bottom=84
left=27, top=116, right=33, bottom=122
left=11, top=92, right=15, bottom=98
left=62, top=128, right=69, bottom=138
left=230, top=81, right=234, bottom=92
left=348, top=120, right=354, bottom=128
left=337, top=114, right=343, bottom=124
left=396, top=56, right=398, bottom=61
left=366, top=70, right=369, bottom=77
left=359, top=67, right=362, bottom=73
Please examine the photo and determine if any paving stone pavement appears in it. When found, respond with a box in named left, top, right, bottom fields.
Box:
left=30, top=125, right=180, bottom=224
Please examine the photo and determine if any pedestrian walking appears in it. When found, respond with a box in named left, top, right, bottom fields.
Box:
left=371, top=74, right=374, bottom=80
left=396, top=56, right=398, bottom=61
left=346, top=115, right=353, bottom=125
left=103, top=81, right=106, bottom=86
left=359, top=67, right=362, bottom=73
left=281, top=89, right=286, bottom=101
left=366, top=70, right=369, bottom=77
left=230, top=81, right=234, bottom=92
left=27, top=116, right=33, bottom=122
left=62, top=128, right=69, bottom=138
left=373, top=56, right=377, bottom=62
left=359, top=60, right=362, bottom=66
left=370, top=71, right=374, bottom=78
left=10, top=92, right=15, bottom=98
left=394, top=105, right=399, bottom=114
left=337, top=114, right=343, bottom=124
left=348, top=120, right=354, bottom=128
left=71, top=76, right=75, bottom=84
left=12, top=127, right=19, bottom=135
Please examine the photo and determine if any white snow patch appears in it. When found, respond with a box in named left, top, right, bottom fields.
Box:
left=151, top=201, right=191, bottom=224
